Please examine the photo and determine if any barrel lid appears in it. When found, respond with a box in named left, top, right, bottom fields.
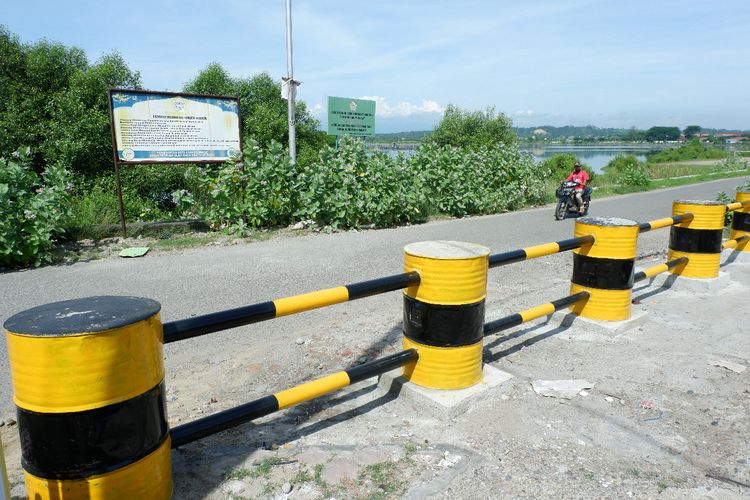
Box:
left=577, top=216, right=638, bottom=227
left=675, top=199, right=725, bottom=206
left=3, top=296, right=161, bottom=336
left=404, top=241, right=490, bottom=259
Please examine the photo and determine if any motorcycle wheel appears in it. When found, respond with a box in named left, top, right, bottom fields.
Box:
left=555, top=200, right=567, bottom=220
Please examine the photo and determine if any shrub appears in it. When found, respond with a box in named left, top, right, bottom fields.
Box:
left=176, top=140, right=299, bottom=232
left=68, top=175, right=171, bottom=227
left=647, top=139, right=727, bottom=163
left=413, top=143, right=548, bottom=216
left=716, top=154, right=749, bottom=171
left=296, top=137, right=430, bottom=228
left=604, top=155, right=650, bottom=186
left=0, top=149, right=72, bottom=266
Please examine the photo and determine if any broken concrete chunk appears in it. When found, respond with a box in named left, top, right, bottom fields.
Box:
left=531, top=379, right=595, bottom=399
left=708, top=360, right=746, bottom=373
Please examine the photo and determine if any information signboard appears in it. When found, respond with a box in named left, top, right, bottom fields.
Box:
left=327, top=96, right=375, bottom=137
left=108, top=89, right=241, bottom=163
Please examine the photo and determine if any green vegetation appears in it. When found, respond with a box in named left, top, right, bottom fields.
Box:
left=601, top=155, right=650, bottom=187
left=644, top=126, right=681, bottom=142
left=177, top=137, right=546, bottom=233
left=0, top=149, right=72, bottom=267
left=2, top=24, right=748, bottom=268
left=425, top=104, right=515, bottom=149
left=647, top=139, right=727, bottom=163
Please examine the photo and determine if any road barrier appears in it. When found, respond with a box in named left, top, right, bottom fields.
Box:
left=3, top=191, right=748, bottom=498
left=729, top=190, right=750, bottom=252
left=4, top=297, right=171, bottom=499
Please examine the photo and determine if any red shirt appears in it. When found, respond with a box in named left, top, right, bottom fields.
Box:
left=567, top=170, right=589, bottom=187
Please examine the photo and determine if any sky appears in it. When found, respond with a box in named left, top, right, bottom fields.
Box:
left=4, top=1, right=750, bottom=133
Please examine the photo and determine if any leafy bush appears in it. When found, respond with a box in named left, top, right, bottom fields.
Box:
left=604, top=155, right=650, bottom=186
left=0, top=149, right=72, bottom=266
left=716, top=154, right=749, bottom=171
left=68, top=175, right=171, bottom=227
left=176, top=140, right=299, bottom=232
left=413, top=143, right=547, bottom=216
left=296, top=138, right=430, bottom=228
left=647, top=140, right=727, bottom=163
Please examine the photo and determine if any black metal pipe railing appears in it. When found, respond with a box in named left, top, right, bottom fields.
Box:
left=170, top=349, right=418, bottom=448
left=488, top=235, right=595, bottom=268
left=483, top=292, right=590, bottom=336
left=163, top=271, right=420, bottom=343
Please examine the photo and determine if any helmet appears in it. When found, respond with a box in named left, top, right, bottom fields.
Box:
left=574, top=161, right=582, bottom=169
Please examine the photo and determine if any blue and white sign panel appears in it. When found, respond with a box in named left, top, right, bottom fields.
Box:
left=109, top=89, right=241, bottom=163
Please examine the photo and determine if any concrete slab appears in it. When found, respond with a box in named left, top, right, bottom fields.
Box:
left=546, top=310, right=649, bottom=337
left=376, top=364, right=513, bottom=418
left=721, top=248, right=750, bottom=266
left=645, top=270, right=732, bottom=293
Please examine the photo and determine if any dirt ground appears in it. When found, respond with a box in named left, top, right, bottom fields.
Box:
left=2, top=249, right=749, bottom=499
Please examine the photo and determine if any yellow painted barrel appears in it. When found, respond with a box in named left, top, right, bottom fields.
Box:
left=568, top=217, right=639, bottom=321
left=729, top=191, right=750, bottom=252
left=3, top=296, right=172, bottom=499
left=401, top=241, right=489, bottom=389
left=668, top=200, right=726, bottom=278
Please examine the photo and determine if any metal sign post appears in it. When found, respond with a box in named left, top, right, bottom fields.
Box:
left=285, top=0, right=298, bottom=164
left=107, top=93, right=128, bottom=237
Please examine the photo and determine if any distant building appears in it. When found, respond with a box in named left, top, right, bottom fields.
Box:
left=532, top=128, right=548, bottom=136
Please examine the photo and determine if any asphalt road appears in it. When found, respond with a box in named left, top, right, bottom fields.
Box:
left=0, top=177, right=746, bottom=412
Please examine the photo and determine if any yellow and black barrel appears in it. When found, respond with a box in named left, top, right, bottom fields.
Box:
left=729, top=190, right=750, bottom=252
left=668, top=200, right=726, bottom=278
left=569, top=217, right=639, bottom=321
left=3, top=296, right=172, bottom=499
left=401, top=241, right=489, bottom=389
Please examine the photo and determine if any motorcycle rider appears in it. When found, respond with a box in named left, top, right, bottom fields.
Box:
left=566, top=160, right=590, bottom=215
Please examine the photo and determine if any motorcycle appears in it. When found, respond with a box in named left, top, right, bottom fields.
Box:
left=555, top=180, right=591, bottom=220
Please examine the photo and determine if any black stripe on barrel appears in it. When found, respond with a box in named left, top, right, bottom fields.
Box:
left=402, top=295, right=484, bottom=347
left=571, top=253, right=634, bottom=290
left=18, top=382, right=168, bottom=479
left=669, top=226, right=723, bottom=254
left=732, top=211, right=750, bottom=232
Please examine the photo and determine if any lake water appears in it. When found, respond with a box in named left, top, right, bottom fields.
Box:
left=375, top=144, right=671, bottom=173
left=521, top=146, right=659, bottom=173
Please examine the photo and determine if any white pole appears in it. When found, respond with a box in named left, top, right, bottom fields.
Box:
left=285, top=0, right=297, bottom=164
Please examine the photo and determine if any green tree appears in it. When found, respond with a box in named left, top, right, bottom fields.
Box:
left=622, top=126, right=645, bottom=142
left=44, top=52, right=142, bottom=176
left=426, top=104, right=516, bottom=149
left=184, top=64, right=331, bottom=161
left=683, top=125, right=701, bottom=139
left=644, top=126, right=681, bottom=142
left=0, top=27, right=88, bottom=169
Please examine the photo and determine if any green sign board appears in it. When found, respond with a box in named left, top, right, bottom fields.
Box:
left=327, top=96, right=376, bottom=137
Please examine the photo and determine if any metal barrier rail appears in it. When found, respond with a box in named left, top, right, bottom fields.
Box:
left=638, top=213, right=693, bottom=233
left=488, top=235, right=594, bottom=268
left=483, top=292, right=590, bottom=335
left=633, top=256, right=689, bottom=283
left=723, top=234, right=750, bottom=250
left=727, top=200, right=750, bottom=212
left=170, top=349, right=417, bottom=448
left=163, top=271, right=420, bottom=343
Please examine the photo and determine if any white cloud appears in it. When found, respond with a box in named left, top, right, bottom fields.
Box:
left=359, top=96, right=445, bottom=117
left=311, top=102, right=324, bottom=117
left=515, top=110, right=536, bottom=116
